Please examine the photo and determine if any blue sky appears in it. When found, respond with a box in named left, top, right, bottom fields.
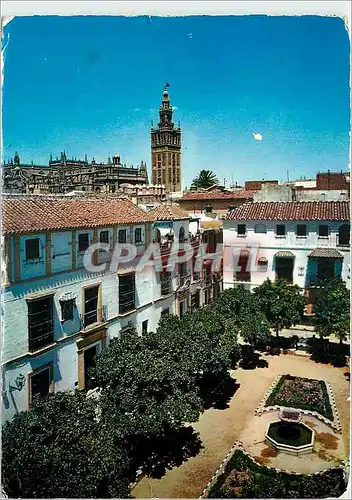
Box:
left=2, top=15, right=350, bottom=188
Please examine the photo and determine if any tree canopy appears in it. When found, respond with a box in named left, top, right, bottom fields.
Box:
left=213, top=285, right=271, bottom=347
left=2, top=392, right=133, bottom=498
left=253, top=279, right=307, bottom=336
left=191, top=170, right=219, bottom=190
left=313, top=278, right=350, bottom=343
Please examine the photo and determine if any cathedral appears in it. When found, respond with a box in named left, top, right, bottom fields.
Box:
left=3, top=84, right=182, bottom=195
left=3, top=152, right=148, bottom=195
left=151, top=83, right=182, bottom=192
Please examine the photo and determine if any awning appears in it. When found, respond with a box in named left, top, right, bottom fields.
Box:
left=275, top=251, right=295, bottom=258
left=258, top=256, right=268, bottom=264
left=308, top=248, right=344, bottom=259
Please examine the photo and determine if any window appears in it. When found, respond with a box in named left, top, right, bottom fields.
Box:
left=178, top=226, right=186, bottom=242
left=275, top=257, right=294, bottom=283
left=179, top=301, right=186, bottom=317
left=135, top=228, right=142, bottom=244
left=318, top=225, right=329, bottom=238
left=276, top=224, right=286, bottom=237
left=160, top=272, right=172, bottom=296
left=254, top=224, right=267, bottom=234
left=237, top=224, right=246, bottom=236
left=25, top=238, right=40, bottom=261
left=83, top=285, right=99, bottom=327
left=84, top=344, right=98, bottom=390
left=118, top=229, right=127, bottom=243
left=235, top=249, right=251, bottom=282
left=78, top=233, right=89, bottom=252
left=60, top=299, right=74, bottom=322
left=338, top=224, right=350, bottom=246
left=317, top=259, right=335, bottom=281
left=161, top=308, right=169, bottom=318
left=100, top=230, right=109, bottom=244
left=296, top=224, right=307, bottom=237
left=191, top=290, right=200, bottom=311
left=204, top=289, right=210, bottom=305
left=119, top=274, right=135, bottom=314
left=29, top=365, right=53, bottom=404
left=142, top=320, right=148, bottom=335
left=28, top=296, right=54, bottom=352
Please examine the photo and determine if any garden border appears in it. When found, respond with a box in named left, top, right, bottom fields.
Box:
left=199, top=441, right=347, bottom=499
left=254, top=374, right=342, bottom=434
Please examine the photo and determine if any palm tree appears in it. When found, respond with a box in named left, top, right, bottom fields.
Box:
left=190, top=170, right=219, bottom=190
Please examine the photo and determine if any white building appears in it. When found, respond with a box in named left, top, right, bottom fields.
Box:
left=1, top=196, right=177, bottom=423
left=1, top=196, right=224, bottom=423
left=223, top=201, right=350, bottom=308
left=148, top=204, right=223, bottom=315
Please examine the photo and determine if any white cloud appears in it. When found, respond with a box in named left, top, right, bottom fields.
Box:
left=134, top=108, right=140, bottom=112
left=252, top=132, right=263, bottom=141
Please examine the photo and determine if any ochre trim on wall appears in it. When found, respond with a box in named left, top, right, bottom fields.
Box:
left=77, top=328, right=107, bottom=389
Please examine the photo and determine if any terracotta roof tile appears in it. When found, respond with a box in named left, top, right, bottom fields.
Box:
left=180, top=190, right=254, bottom=201
left=148, top=204, right=191, bottom=221
left=308, top=248, right=344, bottom=258
left=226, top=201, right=350, bottom=221
left=3, top=196, right=154, bottom=234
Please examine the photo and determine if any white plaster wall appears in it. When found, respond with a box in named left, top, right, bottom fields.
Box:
left=20, top=233, right=47, bottom=280
left=51, top=231, right=73, bottom=274
left=223, top=219, right=350, bottom=290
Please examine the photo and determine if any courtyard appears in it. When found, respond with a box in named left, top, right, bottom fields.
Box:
left=132, top=353, right=350, bottom=498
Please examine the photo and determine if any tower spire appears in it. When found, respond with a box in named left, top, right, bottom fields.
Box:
left=151, top=83, right=182, bottom=192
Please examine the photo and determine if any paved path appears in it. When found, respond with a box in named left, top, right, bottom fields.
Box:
left=132, top=354, right=350, bottom=499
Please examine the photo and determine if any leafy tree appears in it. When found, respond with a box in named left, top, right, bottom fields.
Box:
left=253, top=278, right=306, bottom=336
left=191, top=169, right=219, bottom=190
left=2, top=392, right=133, bottom=498
left=213, top=285, right=271, bottom=347
left=313, top=278, right=350, bottom=343
left=92, top=322, right=203, bottom=477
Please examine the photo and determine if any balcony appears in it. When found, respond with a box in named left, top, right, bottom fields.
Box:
left=177, top=273, right=191, bottom=289
left=80, top=305, right=107, bottom=329
left=29, top=330, right=54, bottom=353
left=235, top=271, right=251, bottom=282
left=203, top=274, right=213, bottom=286
left=192, top=271, right=201, bottom=282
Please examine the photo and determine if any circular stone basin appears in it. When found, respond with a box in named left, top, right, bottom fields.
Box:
left=266, top=421, right=314, bottom=455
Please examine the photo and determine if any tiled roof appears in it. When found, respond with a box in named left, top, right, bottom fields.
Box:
left=180, top=190, right=254, bottom=201
left=2, top=196, right=155, bottom=234
left=308, top=248, right=344, bottom=259
left=226, top=201, right=350, bottom=221
left=148, top=204, right=191, bottom=221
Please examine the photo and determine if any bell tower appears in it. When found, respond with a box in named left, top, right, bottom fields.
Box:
left=151, top=83, right=181, bottom=192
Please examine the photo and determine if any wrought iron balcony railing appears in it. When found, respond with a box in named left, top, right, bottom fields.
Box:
left=80, top=305, right=107, bottom=329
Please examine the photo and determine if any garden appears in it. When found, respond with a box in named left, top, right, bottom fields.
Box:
left=265, top=375, right=333, bottom=421
left=207, top=449, right=346, bottom=498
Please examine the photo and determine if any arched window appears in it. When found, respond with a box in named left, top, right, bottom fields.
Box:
left=154, top=228, right=161, bottom=243
left=179, top=226, right=185, bottom=242
left=254, top=224, right=267, bottom=234
left=338, top=224, right=350, bottom=246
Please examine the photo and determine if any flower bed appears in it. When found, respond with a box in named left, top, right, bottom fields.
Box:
left=207, top=449, right=345, bottom=498
left=265, top=375, right=333, bottom=421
